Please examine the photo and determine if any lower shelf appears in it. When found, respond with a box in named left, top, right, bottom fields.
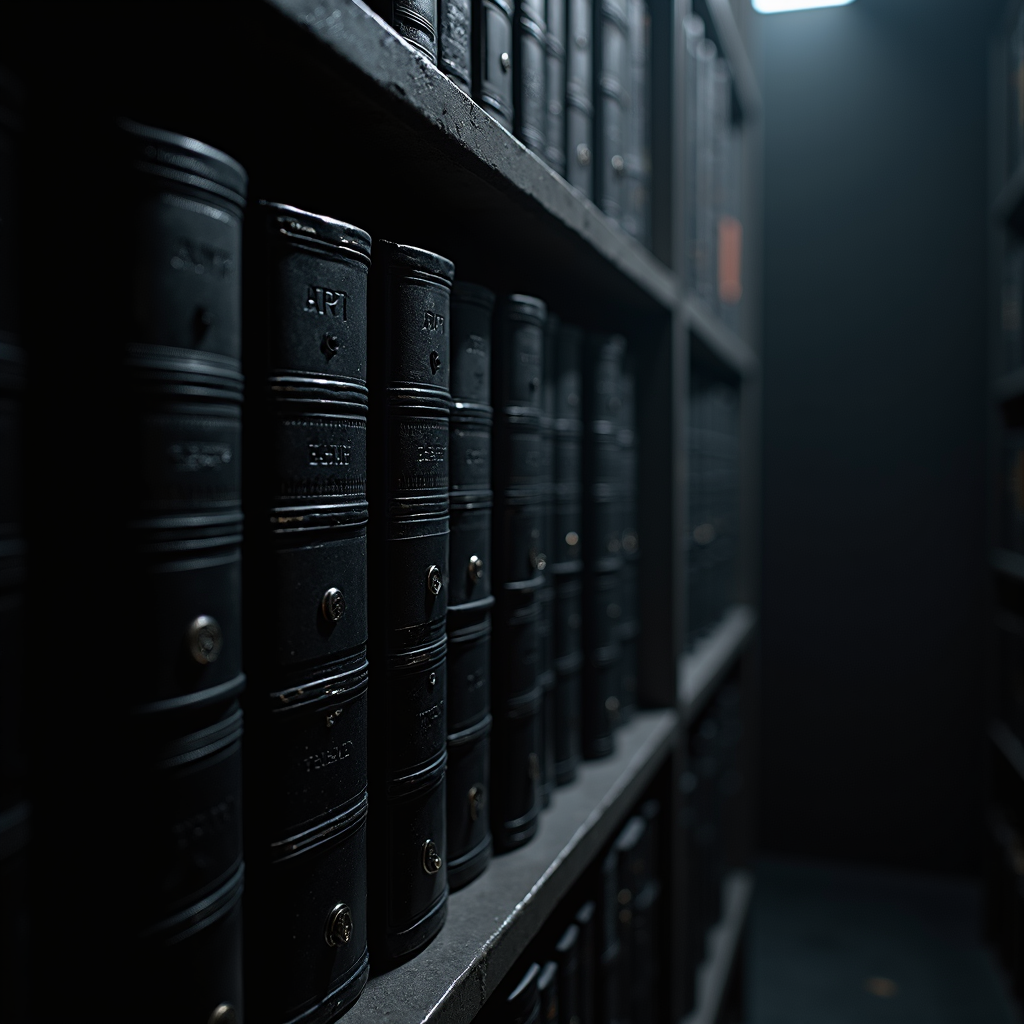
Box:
left=683, top=870, right=754, bottom=1024
left=344, top=708, right=679, bottom=1024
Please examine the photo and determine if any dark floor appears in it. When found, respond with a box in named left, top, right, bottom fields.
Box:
left=747, top=858, right=1020, bottom=1024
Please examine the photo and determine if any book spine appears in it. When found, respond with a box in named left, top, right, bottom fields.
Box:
left=474, top=0, right=516, bottom=129
left=683, top=16, right=704, bottom=291
left=515, top=0, right=549, bottom=154
left=537, top=310, right=557, bottom=807
left=621, top=0, right=649, bottom=245
left=243, top=203, right=372, bottom=1021
left=373, top=0, right=439, bottom=63
left=553, top=323, right=584, bottom=783
left=439, top=0, right=473, bottom=91
left=581, top=333, right=624, bottom=759
left=447, top=280, right=496, bottom=890
left=369, top=240, right=454, bottom=962
left=554, top=922, right=581, bottom=1024
left=491, top=294, right=546, bottom=851
left=694, top=38, right=717, bottom=303
left=115, top=120, right=249, bottom=1019
left=566, top=0, right=594, bottom=197
left=545, top=0, right=568, bottom=174
left=616, top=350, right=637, bottom=721
left=598, top=847, right=623, bottom=1024
left=594, top=0, right=627, bottom=222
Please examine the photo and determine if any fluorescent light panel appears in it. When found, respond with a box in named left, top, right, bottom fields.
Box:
left=752, top=0, right=855, bottom=11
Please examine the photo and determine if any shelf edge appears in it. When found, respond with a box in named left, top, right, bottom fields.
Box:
left=681, top=870, right=754, bottom=1024
left=679, top=605, right=757, bottom=720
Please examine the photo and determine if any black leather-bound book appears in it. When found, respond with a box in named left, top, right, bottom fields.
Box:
left=552, top=322, right=582, bottom=783
left=440, top=0, right=473, bottom=91
left=581, top=333, right=624, bottom=759
left=243, top=203, right=372, bottom=1023
left=575, top=900, right=597, bottom=1024
left=613, top=816, right=646, bottom=1024
left=491, top=294, right=547, bottom=851
left=514, top=0, right=548, bottom=155
left=474, top=0, right=515, bottom=129
left=371, top=0, right=439, bottom=62
left=447, top=280, right=496, bottom=889
left=593, top=0, right=627, bottom=222
left=616, top=352, right=637, bottom=721
left=566, top=0, right=594, bottom=197
left=538, top=312, right=557, bottom=803
left=113, top=121, right=248, bottom=1022
left=545, top=0, right=567, bottom=174
left=621, top=0, right=649, bottom=244
left=369, top=241, right=454, bottom=962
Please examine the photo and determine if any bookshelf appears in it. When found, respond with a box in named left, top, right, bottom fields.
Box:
left=0, top=1, right=761, bottom=1021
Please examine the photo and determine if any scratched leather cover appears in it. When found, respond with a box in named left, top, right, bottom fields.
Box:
left=264, top=799, right=370, bottom=1024
left=265, top=655, right=369, bottom=838
left=446, top=714, right=492, bottom=889
left=473, top=0, right=515, bottom=128
left=371, top=753, right=449, bottom=959
left=369, top=0, right=439, bottom=61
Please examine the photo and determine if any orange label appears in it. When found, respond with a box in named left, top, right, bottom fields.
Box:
left=718, top=216, right=743, bottom=304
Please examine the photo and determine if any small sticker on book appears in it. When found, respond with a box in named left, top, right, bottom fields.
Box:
left=718, top=216, right=743, bottom=305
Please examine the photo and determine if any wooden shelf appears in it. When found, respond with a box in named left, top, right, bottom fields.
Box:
left=264, top=0, right=678, bottom=317
left=992, top=548, right=1024, bottom=583
left=682, top=870, right=754, bottom=1024
left=342, top=709, right=678, bottom=1024
left=685, top=294, right=759, bottom=378
left=680, top=605, right=757, bottom=720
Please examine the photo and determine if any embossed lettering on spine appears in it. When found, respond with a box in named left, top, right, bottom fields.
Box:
left=368, top=241, right=454, bottom=962
left=243, top=203, right=372, bottom=1022
left=115, top=120, right=248, bottom=1022
left=491, top=294, right=547, bottom=851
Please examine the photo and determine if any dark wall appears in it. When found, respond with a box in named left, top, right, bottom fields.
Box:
left=759, top=0, right=1000, bottom=872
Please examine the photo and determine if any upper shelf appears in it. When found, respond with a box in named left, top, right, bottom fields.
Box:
left=685, top=295, right=760, bottom=377
left=264, top=0, right=679, bottom=318
left=341, top=709, right=678, bottom=1024
left=679, top=604, right=757, bottom=720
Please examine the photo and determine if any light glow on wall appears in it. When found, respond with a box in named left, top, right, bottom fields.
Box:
left=752, top=0, right=855, bottom=12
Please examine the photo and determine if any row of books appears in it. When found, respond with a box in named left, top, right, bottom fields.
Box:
left=687, top=368, right=739, bottom=648
left=680, top=674, right=744, bottom=1016
left=371, top=0, right=652, bottom=244
left=0, top=118, right=642, bottom=1024
left=490, top=797, right=663, bottom=1024
left=684, top=15, right=744, bottom=331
